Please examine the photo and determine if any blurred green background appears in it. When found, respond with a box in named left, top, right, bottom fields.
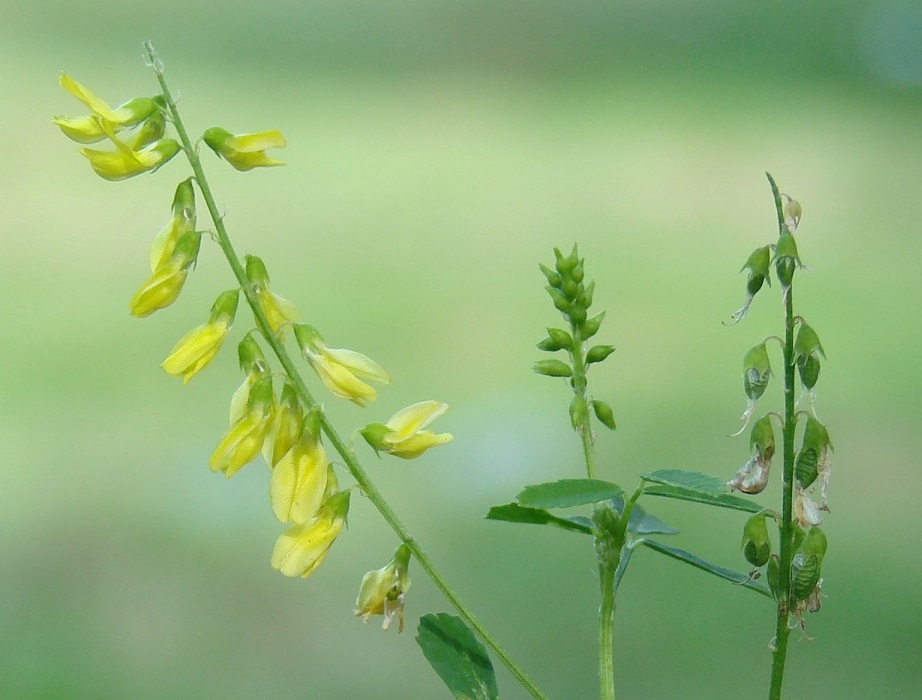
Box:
left=3, top=0, right=921, bottom=697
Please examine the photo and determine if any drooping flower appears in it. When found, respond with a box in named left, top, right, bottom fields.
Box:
left=271, top=489, right=350, bottom=578
left=129, top=230, right=201, bottom=317
left=209, top=375, right=275, bottom=477
left=270, top=413, right=329, bottom=524
left=354, top=544, right=412, bottom=632
left=360, top=401, right=453, bottom=459
left=161, top=290, right=239, bottom=383
left=203, top=127, right=286, bottom=171
left=244, top=255, right=300, bottom=335
left=294, top=324, right=390, bottom=407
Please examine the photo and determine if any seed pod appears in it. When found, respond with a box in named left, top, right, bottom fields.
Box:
left=741, top=514, right=771, bottom=568
left=742, top=342, right=772, bottom=402
left=791, top=552, right=821, bottom=601
left=798, top=353, right=821, bottom=390
left=774, top=232, right=801, bottom=288
left=795, top=447, right=819, bottom=488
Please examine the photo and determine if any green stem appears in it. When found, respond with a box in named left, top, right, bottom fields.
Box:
left=144, top=42, right=547, bottom=700
left=598, top=557, right=616, bottom=700
left=767, top=172, right=795, bottom=699
left=570, top=326, right=596, bottom=479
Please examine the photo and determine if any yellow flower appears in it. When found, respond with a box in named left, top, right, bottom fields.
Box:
left=244, top=255, right=300, bottom=335
left=271, top=490, right=350, bottom=578
left=270, top=420, right=329, bottom=524
left=161, top=290, right=238, bottom=383
left=209, top=376, right=275, bottom=477
left=354, top=544, right=411, bottom=632
left=360, top=401, right=453, bottom=459
left=262, top=382, right=305, bottom=467
left=150, top=179, right=196, bottom=270
left=129, top=230, right=201, bottom=317
left=203, top=127, right=286, bottom=171
left=80, top=137, right=180, bottom=181
left=54, top=73, right=159, bottom=143
left=294, top=324, right=390, bottom=407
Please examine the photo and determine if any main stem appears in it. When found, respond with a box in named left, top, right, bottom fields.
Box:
left=597, top=557, right=617, bottom=700
left=768, top=284, right=796, bottom=699
left=145, top=43, right=546, bottom=700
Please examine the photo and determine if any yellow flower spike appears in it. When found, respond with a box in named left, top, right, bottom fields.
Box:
left=129, top=230, right=201, bottom=317
left=270, top=416, right=329, bottom=524
left=80, top=137, right=180, bottom=181
left=360, top=401, right=453, bottom=459
left=209, top=375, right=275, bottom=477
left=203, top=127, right=286, bottom=171
left=271, top=490, right=350, bottom=578
left=354, top=544, right=412, bottom=632
left=161, top=290, right=239, bottom=383
left=294, top=324, right=390, bottom=407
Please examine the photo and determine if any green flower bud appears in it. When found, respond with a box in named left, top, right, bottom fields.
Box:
left=209, top=289, right=240, bottom=325
left=546, top=286, right=570, bottom=313
left=586, top=344, right=615, bottom=365
left=245, top=254, right=271, bottom=287
left=592, top=400, right=616, bottom=431
left=554, top=245, right=579, bottom=276
left=569, top=395, right=588, bottom=429
left=741, top=513, right=771, bottom=568
left=537, top=328, right=573, bottom=352
left=561, top=277, right=579, bottom=300
left=569, top=307, right=587, bottom=326
left=539, top=263, right=562, bottom=288
left=534, top=359, right=572, bottom=378
left=571, top=260, right=585, bottom=284
left=171, top=177, right=196, bottom=220
left=238, top=332, right=269, bottom=375
left=580, top=311, right=605, bottom=340
left=579, top=280, right=595, bottom=310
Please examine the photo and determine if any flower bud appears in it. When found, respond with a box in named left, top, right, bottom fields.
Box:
left=592, top=400, right=616, bottom=431
left=586, top=344, right=615, bottom=365
left=580, top=311, right=605, bottom=340
left=539, top=263, right=562, bottom=289
left=537, top=328, right=573, bottom=352
left=569, top=395, right=588, bottom=430
left=533, top=359, right=572, bottom=378
left=237, top=332, right=269, bottom=376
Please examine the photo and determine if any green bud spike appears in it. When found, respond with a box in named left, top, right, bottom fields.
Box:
left=533, top=359, right=573, bottom=378
left=592, top=400, right=616, bottom=430
left=586, top=344, right=615, bottom=365
left=569, top=395, right=588, bottom=430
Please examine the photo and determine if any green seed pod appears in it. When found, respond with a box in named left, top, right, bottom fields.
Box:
left=592, top=399, right=616, bottom=431
left=741, top=514, right=771, bottom=567
left=742, top=342, right=772, bottom=401
left=586, top=344, right=615, bottom=365
left=746, top=273, right=767, bottom=297
left=794, top=321, right=826, bottom=365
left=750, top=414, right=775, bottom=462
left=801, top=525, right=828, bottom=563
left=569, top=395, right=588, bottom=430
left=774, top=232, right=801, bottom=288
left=795, top=447, right=819, bottom=488
left=533, top=359, right=573, bottom=378
left=791, top=552, right=821, bottom=601
left=798, top=353, right=821, bottom=390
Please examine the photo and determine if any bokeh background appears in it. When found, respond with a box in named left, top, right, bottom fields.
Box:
left=3, top=1, right=921, bottom=698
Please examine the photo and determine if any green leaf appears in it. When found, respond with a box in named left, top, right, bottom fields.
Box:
left=643, top=484, right=764, bottom=513
left=516, top=478, right=623, bottom=509
left=627, top=504, right=678, bottom=535
left=639, top=539, right=772, bottom=597
left=485, top=503, right=592, bottom=535
left=639, top=469, right=727, bottom=496
left=416, top=613, right=498, bottom=700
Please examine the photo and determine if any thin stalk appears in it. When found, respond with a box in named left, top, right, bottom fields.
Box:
left=570, top=327, right=597, bottom=479
left=769, top=285, right=796, bottom=699
left=144, top=42, right=547, bottom=700
left=598, top=558, right=616, bottom=700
